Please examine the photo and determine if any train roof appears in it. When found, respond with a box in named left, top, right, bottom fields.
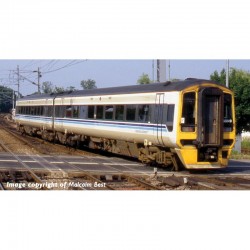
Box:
left=19, top=78, right=227, bottom=100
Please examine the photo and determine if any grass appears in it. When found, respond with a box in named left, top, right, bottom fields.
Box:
left=242, top=137, right=250, bottom=149
left=230, top=150, right=250, bottom=159
left=230, top=136, right=250, bottom=159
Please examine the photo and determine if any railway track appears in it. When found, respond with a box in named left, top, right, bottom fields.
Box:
left=0, top=118, right=162, bottom=190
left=0, top=120, right=113, bottom=190
left=0, top=155, right=249, bottom=190
left=0, top=115, right=249, bottom=190
left=0, top=143, right=113, bottom=190
left=0, top=139, right=48, bottom=189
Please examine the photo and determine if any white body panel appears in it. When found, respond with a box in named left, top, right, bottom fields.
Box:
left=15, top=91, right=180, bottom=148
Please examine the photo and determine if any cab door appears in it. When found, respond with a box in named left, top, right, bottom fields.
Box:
left=198, top=88, right=223, bottom=146
left=154, top=93, right=165, bottom=146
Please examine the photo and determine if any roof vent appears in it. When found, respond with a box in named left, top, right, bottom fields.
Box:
left=185, top=78, right=198, bottom=81
left=163, top=81, right=171, bottom=86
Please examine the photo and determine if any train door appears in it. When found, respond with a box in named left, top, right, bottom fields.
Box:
left=53, top=98, right=64, bottom=131
left=198, top=88, right=223, bottom=146
left=60, top=98, right=66, bottom=130
left=44, top=99, right=51, bottom=129
left=154, top=93, right=165, bottom=146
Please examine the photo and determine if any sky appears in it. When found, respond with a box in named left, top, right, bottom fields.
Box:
left=1, top=59, right=250, bottom=96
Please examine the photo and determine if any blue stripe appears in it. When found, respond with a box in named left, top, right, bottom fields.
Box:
left=15, top=114, right=169, bottom=132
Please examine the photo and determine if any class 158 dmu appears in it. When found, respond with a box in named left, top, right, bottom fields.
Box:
left=15, top=78, right=236, bottom=170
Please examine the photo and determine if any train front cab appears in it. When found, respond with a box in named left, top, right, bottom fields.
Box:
left=175, top=85, right=235, bottom=169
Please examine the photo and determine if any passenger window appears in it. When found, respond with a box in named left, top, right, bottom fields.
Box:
left=30, top=107, right=35, bottom=115
left=115, top=105, right=124, bottom=120
left=138, top=105, right=149, bottom=123
left=126, top=105, right=136, bottom=121
left=48, top=106, right=53, bottom=117
left=72, top=106, right=79, bottom=118
left=79, top=106, right=87, bottom=119
left=166, top=104, right=175, bottom=132
left=55, top=106, right=65, bottom=118
left=36, top=107, right=39, bottom=116
left=43, top=106, right=47, bottom=116
left=96, top=106, right=104, bottom=119
left=88, top=106, right=95, bottom=119
left=39, top=106, right=43, bottom=116
left=66, top=106, right=72, bottom=118
left=55, top=106, right=60, bottom=117
left=181, top=92, right=196, bottom=132
left=105, top=106, right=113, bottom=119
left=61, top=106, right=66, bottom=117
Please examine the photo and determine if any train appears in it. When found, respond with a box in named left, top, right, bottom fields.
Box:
left=14, top=78, right=236, bottom=170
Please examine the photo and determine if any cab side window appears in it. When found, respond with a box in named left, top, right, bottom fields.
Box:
left=181, top=92, right=196, bottom=132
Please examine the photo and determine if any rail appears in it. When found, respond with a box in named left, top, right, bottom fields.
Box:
left=123, top=174, right=162, bottom=190
left=0, top=140, right=47, bottom=189
left=52, top=156, right=115, bottom=190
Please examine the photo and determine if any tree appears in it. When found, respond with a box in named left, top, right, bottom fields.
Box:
left=66, top=86, right=76, bottom=92
left=80, top=79, right=97, bottom=90
left=41, top=82, right=77, bottom=94
left=54, top=86, right=66, bottom=93
left=137, top=73, right=151, bottom=85
left=41, top=81, right=54, bottom=94
left=0, top=85, right=15, bottom=112
left=210, top=68, right=250, bottom=133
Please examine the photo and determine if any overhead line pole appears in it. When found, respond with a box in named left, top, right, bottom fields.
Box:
left=33, top=67, right=42, bottom=94
left=156, top=59, right=167, bottom=82
left=12, top=89, right=15, bottom=109
left=152, top=60, right=155, bottom=82
left=17, top=65, right=20, bottom=98
left=168, top=60, right=171, bottom=81
left=226, top=60, right=229, bottom=88
left=37, top=67, right=41, bottom=94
